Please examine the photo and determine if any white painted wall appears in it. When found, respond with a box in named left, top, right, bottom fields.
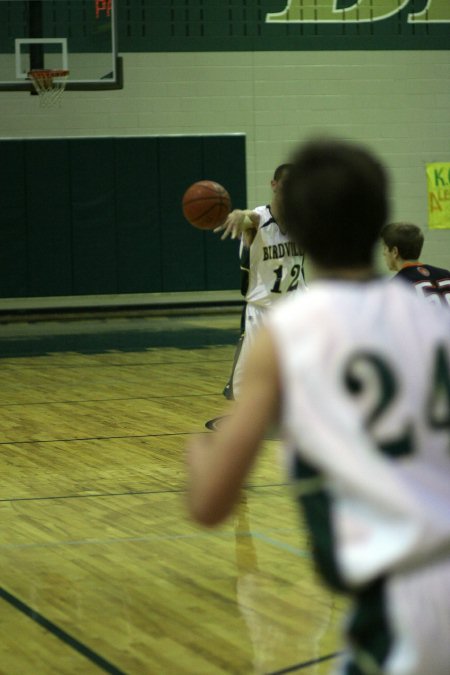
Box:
left=1, top=49, right=449, bottom=272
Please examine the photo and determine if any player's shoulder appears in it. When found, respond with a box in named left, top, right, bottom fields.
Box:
left=426, top=263, right=450, bottom=278
left=391, top=275, right=450, bottom=326
left=252, top=204, right=269, bottom=216
left=397, top=263, right=450, bottom=280
left=252, top=204, right=273, bottom=228
left=270, top=276, right=450, bottom=341
left=271, top=275, right=439, bottom=316
left=269, top=279, right=330, bottom=321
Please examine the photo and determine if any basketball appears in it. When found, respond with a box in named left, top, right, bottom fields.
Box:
left=182, top=180, right=231, bottom=230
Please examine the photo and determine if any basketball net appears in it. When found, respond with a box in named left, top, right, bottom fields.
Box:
left=28, top=69, right=69, bottom=108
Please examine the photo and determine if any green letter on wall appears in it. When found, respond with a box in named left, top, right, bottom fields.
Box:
left=266, top=0, right=411, bottom=23
left=409, top=0, right=450, bottom=23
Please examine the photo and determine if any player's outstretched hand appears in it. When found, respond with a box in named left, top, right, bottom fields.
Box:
left=214, top=209, right=258, bottom=240
left=214, top=209, right=246, bottom=240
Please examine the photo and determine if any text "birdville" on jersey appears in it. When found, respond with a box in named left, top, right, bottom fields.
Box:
left=263, top=242, right=302, bottom=260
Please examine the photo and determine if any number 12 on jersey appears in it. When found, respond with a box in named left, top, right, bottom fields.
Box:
left=271, top=264, right=301, bottom=294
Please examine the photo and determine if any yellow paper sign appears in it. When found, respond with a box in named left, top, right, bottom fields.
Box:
left=427, top=162, right=450, bottom=229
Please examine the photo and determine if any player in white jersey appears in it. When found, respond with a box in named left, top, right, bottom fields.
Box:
left=187, top=139, right=450, bottom=674
left=216, top=164, right=307, bottom=399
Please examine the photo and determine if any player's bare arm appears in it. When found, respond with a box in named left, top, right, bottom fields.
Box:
left=186, top=327, right=280, bottom=526
left=214, top=209, right=259, bottom=242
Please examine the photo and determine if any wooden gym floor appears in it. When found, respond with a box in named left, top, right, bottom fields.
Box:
left=0, top=312, right=346, bottom=674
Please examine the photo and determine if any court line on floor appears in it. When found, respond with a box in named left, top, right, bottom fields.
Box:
left=266, top=651, right=342, bottom=674
left=253, top=532, right=310, bottom=558
left=0, top=482, right=289, bottom=503
left=0, top=430, right=207, bottom=446
left=0, top=586, right=127, bottom=675
left=0, top=529, right=307, bottom=554
left=0, top=358, right=232, bottom=369
left=0, top=424, right=283, bottom=445
left=0, top=392, right=227, bottom=407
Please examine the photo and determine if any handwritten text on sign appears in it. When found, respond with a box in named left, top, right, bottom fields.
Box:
left=428, top=163, right=450, bottom=230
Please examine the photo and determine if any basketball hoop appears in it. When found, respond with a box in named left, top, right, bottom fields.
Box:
left=28, top=69, right=69, bottom=107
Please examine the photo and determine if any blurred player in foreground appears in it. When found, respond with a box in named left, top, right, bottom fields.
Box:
left=217, top=164, right=307, bottom=400
left=381, top=221, right=450, bottom=307
left=187, top=139, right=450, bottom=674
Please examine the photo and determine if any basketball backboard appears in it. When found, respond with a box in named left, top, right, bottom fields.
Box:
left=0, top=0, right=122, bottom=92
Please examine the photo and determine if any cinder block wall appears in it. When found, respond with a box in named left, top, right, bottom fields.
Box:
left=0, top=49, right=449, bottom=277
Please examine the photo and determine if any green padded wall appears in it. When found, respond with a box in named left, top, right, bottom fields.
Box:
left=0, top=141, right=28, bottom=297
left=0, top=135, right=246, bottom=299
left=26, top=140, right=72, bottom=296
left=159, top=136, right=205, bottom=293
left=115, top=137, right=162, bottom=293
left=70, top=138, right=117, bottom=294
left=203, top=135, right=246, bottom=291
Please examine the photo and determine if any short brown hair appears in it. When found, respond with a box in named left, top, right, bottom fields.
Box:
left=273, top=163, right=292, bottom=181
left=381, top=223, right=424, bottom=260
left=282, top=139, right=388, bottom=267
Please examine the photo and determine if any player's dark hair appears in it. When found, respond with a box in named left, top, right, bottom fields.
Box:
left=273, top=163, right=293, bottom=182
left=380, top=222, right=424, bottom=260
left=282, top=139, right=389, bottom=268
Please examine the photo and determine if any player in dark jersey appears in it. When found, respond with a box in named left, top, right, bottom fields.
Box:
left=381, top=222, right=450, bottom=307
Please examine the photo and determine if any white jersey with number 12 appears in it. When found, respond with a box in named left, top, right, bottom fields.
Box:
left=245, top=205, right=306, bottom=307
